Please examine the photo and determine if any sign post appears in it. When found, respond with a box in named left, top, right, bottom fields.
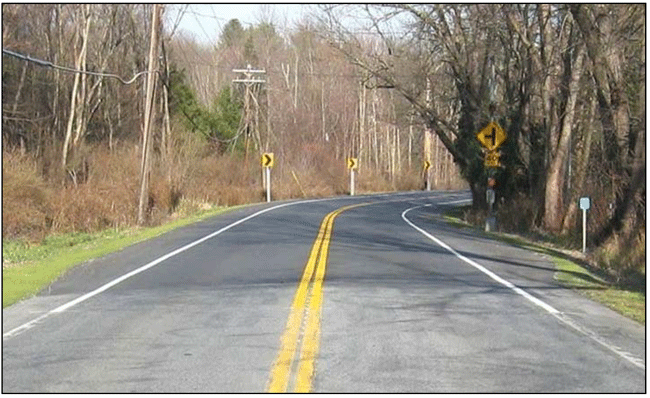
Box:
left=266, top=167, right=271, bottom=202
left=262, top=153, right=274, bottom=202
left=579, top=197, right=590, bottom=253
left=476, top=122, right=507, bottom=232
left=485, top=177, right=497, bottom=232
left=347, top=158, right=358, bottom=196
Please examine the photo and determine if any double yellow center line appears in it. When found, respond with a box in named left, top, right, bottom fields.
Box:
left=267, top=202, right=368, bottom=393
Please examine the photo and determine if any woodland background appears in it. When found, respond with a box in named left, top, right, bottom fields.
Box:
left=2, top=4, right=645, bottom=289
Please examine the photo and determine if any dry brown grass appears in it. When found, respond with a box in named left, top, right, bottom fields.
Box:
left=497, top=193, right=537, bottom=234
left=43, top=146, right=141, bottom=233
left=592, top=229, right=646, bottom=289
left=2, top=151, right=52, bottom=240
left=3, top=138, right=452, bottom=243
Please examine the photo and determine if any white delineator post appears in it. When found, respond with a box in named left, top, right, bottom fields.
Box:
left=579, top=197, right=590, bottom=253
left=266, top=167, right=271, bottom=203
left=582, top=209, right=587, bottom=253
left=347, top=158, right=357, bottom=196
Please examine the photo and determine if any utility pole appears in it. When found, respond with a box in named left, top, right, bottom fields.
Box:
left=137, top=3, right=161, bottom=225
left=232, top=65, right=266, bottom=186
left=233, top=65, right=266, bottom=152
left=424, top=78, right=432, bottom=191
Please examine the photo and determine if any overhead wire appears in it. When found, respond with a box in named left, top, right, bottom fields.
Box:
left=166, top=4, right=189, bottom=39
left=2, top=49, right=155, bottom=85
left=177, top=6, right=412, bottom=37
left=2, top=6, right=415, bottom=83
left=3, top=9, right=425, bottom=140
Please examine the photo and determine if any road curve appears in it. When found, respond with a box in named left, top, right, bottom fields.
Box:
left=2, top=191, right=645, bottom=392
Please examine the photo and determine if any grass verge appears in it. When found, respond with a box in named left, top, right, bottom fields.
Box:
left=2, top=203, right=243, bottom=308
left=442, top=208, right=645, bottom=324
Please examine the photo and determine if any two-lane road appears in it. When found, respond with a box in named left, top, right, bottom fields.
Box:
left=2, top=191, right=645, bottom=392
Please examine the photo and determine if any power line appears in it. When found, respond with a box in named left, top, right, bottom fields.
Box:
left=177, top=6, right=413, bottom=38
left=167, top=55, right=424, bottom=80
left=183, top=8, right=411, bottom=36
left=2, top=48, right=155, bottom=85
left=180, top=7, right=283, bottom=30
left=2, top=38, right=426, bottom=85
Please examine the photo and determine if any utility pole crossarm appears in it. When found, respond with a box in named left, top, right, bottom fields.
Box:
left=232, top=79, right=267, bottom=84
left=232, top=69, right=266, bottom=74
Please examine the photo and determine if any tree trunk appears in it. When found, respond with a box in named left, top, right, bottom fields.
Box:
left=570, top=4, right=628, bottom=172
left=561, top=93, right=596, bottom=234
left=544, top=45, right=585, bottom=231
left=570, top=4, right=642, bottom=244
left=62, top=6, right=91, bottom=170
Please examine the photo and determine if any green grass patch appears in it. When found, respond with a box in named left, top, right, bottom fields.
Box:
left=551, top=255, right=645, bottom=323
left=2, top=203, right=243, bottom=308
left=442, top=210, right=645, bottom=324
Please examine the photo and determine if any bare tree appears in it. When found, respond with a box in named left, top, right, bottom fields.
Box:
left=570, top=4, right=645, bottom=245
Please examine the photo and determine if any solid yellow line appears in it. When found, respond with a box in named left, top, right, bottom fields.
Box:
left=294, top=203, right=366, bottom=392
left=293, top=209, right=337, bottom=392
left=268, top=203, right=370, bottom=393
left=267, top=211, right=334, bottom=392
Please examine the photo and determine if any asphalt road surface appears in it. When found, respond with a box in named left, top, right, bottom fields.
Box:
left=3, top=191, right=645, bottom=392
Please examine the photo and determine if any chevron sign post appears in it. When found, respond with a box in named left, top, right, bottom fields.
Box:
left=347, top=158, right=358, bottom=196
left=262, top=153, right=274, bottom=202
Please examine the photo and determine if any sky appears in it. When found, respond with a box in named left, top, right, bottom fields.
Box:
left=166, top=4, right=314, bottom=44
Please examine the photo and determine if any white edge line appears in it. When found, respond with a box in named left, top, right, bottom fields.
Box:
left=3, top=192, right=460, bottom=340
left=3, top=198, right=322, bottom=339
left=438, top=199, right=472, bottom=205
left=402, top=205, right=559, bottom=315
left=402, top=204, right=646, bottom=371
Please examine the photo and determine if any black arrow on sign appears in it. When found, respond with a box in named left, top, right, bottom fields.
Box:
left=486, top=127, right=496, bottom=147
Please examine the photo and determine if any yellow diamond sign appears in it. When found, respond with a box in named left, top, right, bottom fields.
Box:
left=476, top=121, right=507, bottom=151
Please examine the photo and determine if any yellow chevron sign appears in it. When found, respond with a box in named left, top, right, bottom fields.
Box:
left=262, top=153, right=274, bottom=168
left=347, top=158, right=358, bottom=170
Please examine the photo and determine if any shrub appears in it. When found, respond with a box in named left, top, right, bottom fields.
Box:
left=2, top=151, right=52, bottom=240
left=592, top=230, right=646, bottom=290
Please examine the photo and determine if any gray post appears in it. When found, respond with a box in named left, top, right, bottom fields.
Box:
left=485, top=188, right=496, bottom=232
left=266, top=167, right=271, bottom=203
left=579, top=197, right=590, bottom=253
left=582, top=209, right=587, bottom=253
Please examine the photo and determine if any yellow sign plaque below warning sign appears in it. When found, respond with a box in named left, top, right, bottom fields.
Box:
left=262, top=153, right=274, bottom=168
left=484, top=150, right=501, bottom=168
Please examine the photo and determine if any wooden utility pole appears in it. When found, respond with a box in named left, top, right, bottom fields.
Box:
left=233, top=65, right=266, bottom=146
left=233, top=65, right=266, bottom=184
left=424, top=78, right=432, bottom=191
left=137, top=3, right=161, bottom=225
